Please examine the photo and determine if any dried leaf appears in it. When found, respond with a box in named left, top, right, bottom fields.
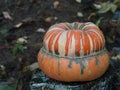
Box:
left=29, top=62, right=39, bottom=71
left=0, top=65, right=6, bottom=70
left=36, top=28, right=45, bottom=33
left=88, top=13, right=96, bottom=20
left=14, top=22, right=23, bottom=28
left=93, top=3, right=102, bottom=9
left=2, top=11, right=13, bottom=20
left=53, top=1, right=59, bottom=8
left=76, top=0, right=81, bottom=3
left=22, top=17, right=33, bottom=23
left=17, top=38, right=27, bottom=43
left=23, top=62, right=39, bottom=72
left=77, top=12, right=83, bottom=17
left=45, top=17, right=53, bottom=23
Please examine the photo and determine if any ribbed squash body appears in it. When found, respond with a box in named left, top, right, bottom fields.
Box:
left=38, top=22, right=110, bottom=82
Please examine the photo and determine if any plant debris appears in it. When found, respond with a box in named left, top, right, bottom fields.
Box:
left=0, top=0, right=120, bottom=90
left=2, top=11, right=13, bottom=20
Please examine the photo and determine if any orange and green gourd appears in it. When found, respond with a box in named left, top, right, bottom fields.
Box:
left=38, top=22, right=110, bottom=82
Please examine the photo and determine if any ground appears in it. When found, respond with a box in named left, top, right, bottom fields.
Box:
left=0, top=0, right=120, bottom=90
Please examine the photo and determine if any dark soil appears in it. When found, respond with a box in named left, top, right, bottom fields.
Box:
left=0, top=0, right=120, bottom=90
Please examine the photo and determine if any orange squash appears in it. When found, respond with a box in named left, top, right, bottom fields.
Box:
left=38, top=22, right=110, bottom=82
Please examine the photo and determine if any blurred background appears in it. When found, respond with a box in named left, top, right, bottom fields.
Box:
left=0, top=0, right=120, bottom=90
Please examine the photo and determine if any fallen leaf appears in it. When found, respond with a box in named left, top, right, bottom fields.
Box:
left=45, top=17, right=53, bottom=23
left=93, top=3, right=102, bottom=9
left=22, top=17, right=33, bottom=23
left=0, top=65, right=6, bottom=70
left=13, top=22, right=23, bottom=28
left=17, top=37, right=27, bottom=43
left=77, top=12, right=83, bottom=17
left=22, top=62, right=39, bottom=72
left=29, top=62, right=39, bottom=71
left=2, top=11, right=13, bottom=20
left=53, top=1, right=59, bottom=8
left=112, top=54, right=120, bottom=60
left=76, top=0, right=81, bottom=3
left=88, top=13, right=96, bottom=20
left=36, top=28, right=45, bottom=33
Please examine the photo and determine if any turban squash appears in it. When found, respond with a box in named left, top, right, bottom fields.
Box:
left=38, top=22, right=110, bottom=82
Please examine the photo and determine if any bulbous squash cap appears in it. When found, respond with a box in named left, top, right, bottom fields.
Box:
left=43, top=22, right=105, bottom=57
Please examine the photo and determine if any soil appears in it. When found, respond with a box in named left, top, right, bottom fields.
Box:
left=0, top=0, right=120, bottom=90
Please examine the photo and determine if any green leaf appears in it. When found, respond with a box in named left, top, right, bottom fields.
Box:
left=18, top=45, right=24, bottom=53
left=106, top=36, right=114, bottom=43
left=12, top=41, right=25, bottom=56
left=110, top=4, right=117, bottom=13
left=0, top=29, right=8, bottom=35
left=3, top=81, right=18, bottom=90
left=95, top=17, right=103, bottom=26
left=12, top=46, right=18, bottom=56
left=16, top=42, right=24, bottom=45
left=98, top=2, right=111, bottom=13
left=112, top=54, right=120, bottom=60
